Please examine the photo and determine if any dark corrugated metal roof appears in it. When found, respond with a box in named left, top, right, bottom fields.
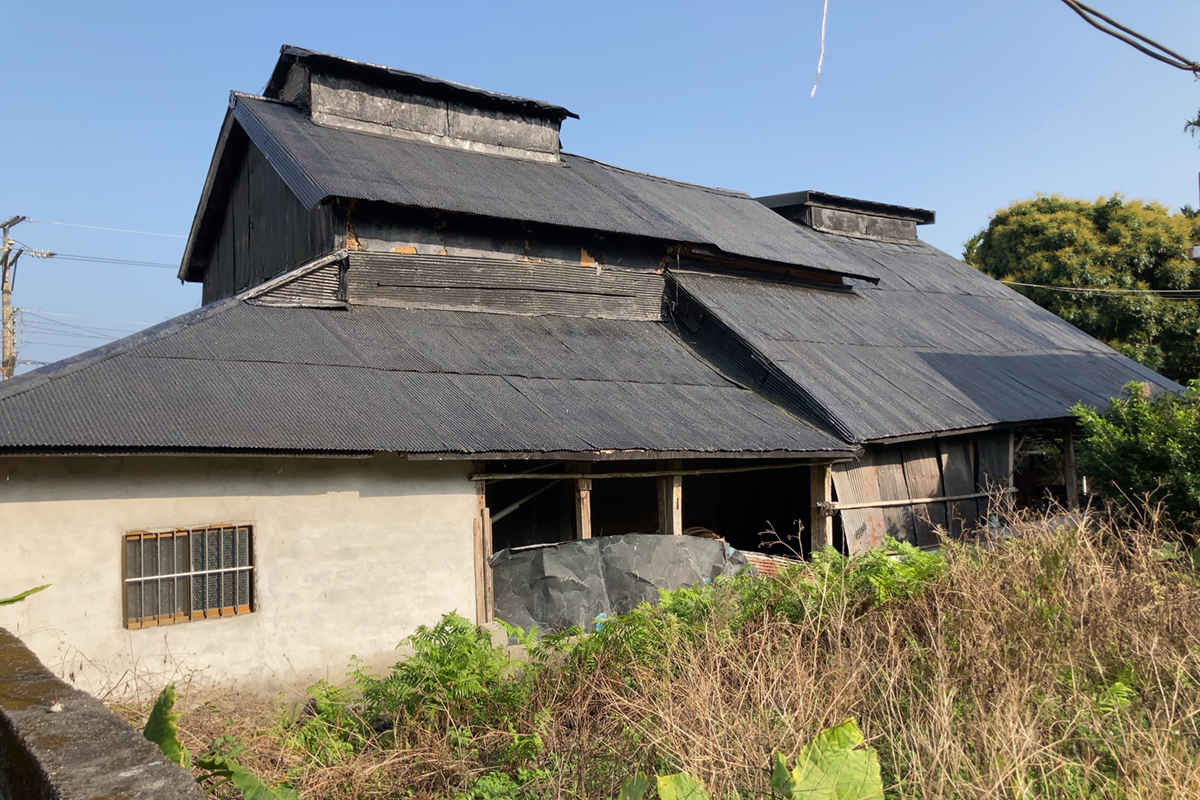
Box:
left=0, top=299, right=851, bottom=457
left=228, top=95, right=879, bottom=280
left=670, top=234, right=1181, bottom=442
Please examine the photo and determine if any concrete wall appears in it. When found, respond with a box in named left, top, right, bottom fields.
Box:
left=0, top=453, right=477, bottom=698
left=0, top=627, right=204, bottom=800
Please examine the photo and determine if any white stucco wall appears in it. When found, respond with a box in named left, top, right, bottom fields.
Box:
left=0, top=453, right=478, bottom=698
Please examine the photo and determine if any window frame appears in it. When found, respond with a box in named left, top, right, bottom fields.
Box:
left=123, top=523, right=255, bottom=629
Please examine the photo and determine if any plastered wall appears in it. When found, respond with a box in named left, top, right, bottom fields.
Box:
left=0, top=453, right=477, bottom=698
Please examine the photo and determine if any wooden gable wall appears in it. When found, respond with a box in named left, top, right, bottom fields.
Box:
left=200, top=139, right=339, bottom=304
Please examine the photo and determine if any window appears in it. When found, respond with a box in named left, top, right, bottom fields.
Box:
left=124, top=525, right=254, bottom=629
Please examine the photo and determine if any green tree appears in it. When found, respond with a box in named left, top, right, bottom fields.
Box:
left=965, top=194, right=1200, bottom=381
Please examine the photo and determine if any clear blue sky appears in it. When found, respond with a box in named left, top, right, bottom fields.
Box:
left=2, top=1, right=1197, bottom=372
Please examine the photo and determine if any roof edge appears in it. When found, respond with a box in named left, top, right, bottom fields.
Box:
left=265, top=45, right=579, bottom=122
left=757, top=190, right=936, bottom=225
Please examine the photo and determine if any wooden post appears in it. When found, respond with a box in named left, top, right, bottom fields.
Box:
left=1064, top=425, right=1079, bottom=510
left=482, top=508, right=494, bottom=623
left=575, top=464, right=592, bottom=540
left=474, top=480, right=488, bottom=623
left=810, top=464, right=833, bottom=551
left=657, top=460, right=683, bottom=536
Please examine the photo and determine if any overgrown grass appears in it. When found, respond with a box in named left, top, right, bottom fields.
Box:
left=120, top=509, right=1200, bottom=799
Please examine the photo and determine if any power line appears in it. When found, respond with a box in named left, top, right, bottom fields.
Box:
left=1059, top=1, right=1200, bottom=76
left=11, top=238, right=178, bottom=269
left=30, top=310, right=154, bottom=326
left=32, top=253, right=177, bottom=269
left=24, top=218, right=186, bottom=239
left=1003, top=280, right=1200, bottom=298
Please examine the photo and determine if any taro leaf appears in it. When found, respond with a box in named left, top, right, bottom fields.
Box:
left=143, top=684, right=191, bottom=771
left=0, top=584, right=50, bottom=606
left=225, top=762, right=300, bottom=800
left=773, top=718, right=884, bottom=800
left=656, top=772, right=712, bottom=800
left=616, top=771, right=652, bottom=800
left=196, top=750, right=300, bottom=800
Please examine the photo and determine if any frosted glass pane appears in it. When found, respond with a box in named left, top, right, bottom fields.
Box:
left=177, top=535, right=190, bottom=575
left=126, top=538, right=141, bottom=579
left=161, top=579, right=175, bottom=616
left=223, top=570, right=235, bottom=608
left=143, top=538, right=158, bottom=577
left=236, top=529, right=249, bottom=567
left=160, top=537, right=175, bottom=577
left=222, top=529, right=235, bottom=569
left=192, top=575, right=205, bottom=611
left=144, top=580, right=159, bottom=617
left=177, top=577, right=190, bottom=615
left=237, top=570, right=250, bottom=608
left=207, top=531, right=220, bottom=571
left=127, top=582, right=141, bottom=620
left=207, top=572, right=220, bottom=610
left=192, top=533, right=205, bottom=572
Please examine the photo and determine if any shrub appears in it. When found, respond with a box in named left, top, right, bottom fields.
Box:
left=1073, top=380, right=1200, bottom=526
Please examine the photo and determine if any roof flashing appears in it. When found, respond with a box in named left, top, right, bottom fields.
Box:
left=757, top=191, right=935, bottom=244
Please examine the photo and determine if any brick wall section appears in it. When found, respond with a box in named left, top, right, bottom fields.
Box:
left=0, top=627, right=204, bottom=800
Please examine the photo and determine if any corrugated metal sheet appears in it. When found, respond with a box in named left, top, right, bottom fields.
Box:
left=228, top=95, right=879, bottom=279
left=671, top=234, right=1180, bottom=442
left=0, top=300, right=850, bottom=457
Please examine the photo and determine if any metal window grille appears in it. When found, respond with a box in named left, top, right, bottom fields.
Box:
left=124, top=525, right=254, bottom=629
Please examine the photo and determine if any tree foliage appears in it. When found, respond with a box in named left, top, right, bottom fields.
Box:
left=965, top=194, right=1200, bottom=381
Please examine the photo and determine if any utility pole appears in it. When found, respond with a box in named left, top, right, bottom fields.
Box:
left=1, top=216, right=27, bottom=379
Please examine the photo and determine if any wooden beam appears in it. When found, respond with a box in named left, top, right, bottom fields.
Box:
left=826, top=488, right=1017, bottom=512
left=810, top=464, right=833, bottom=551
left=474, top=481, right=487, bottom=624
left=658, top=460, right=683, bottom=535
left=482, top=508, right=494, bottom=623
left=1064, top=425, right=1079, bottom=510
left=471, top=460, right=842, bottom=482
left=575, top=464, right=592, bottom=540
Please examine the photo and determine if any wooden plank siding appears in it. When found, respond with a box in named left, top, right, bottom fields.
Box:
left=200, top=140, right=338, bottom=304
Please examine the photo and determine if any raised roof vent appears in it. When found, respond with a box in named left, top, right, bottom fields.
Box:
left=264, top=46, right=578, bottom=163
left=757, top=191, right=935, bottom=242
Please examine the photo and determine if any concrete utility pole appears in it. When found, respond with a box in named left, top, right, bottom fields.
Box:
left=1, top=216, right=27, bottom=379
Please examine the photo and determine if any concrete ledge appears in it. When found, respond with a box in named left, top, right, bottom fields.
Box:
left=0, top=627, right=204, bottom=800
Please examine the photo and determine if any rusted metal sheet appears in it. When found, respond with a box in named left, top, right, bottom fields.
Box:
left=900, top=440, right=945, bottom=546
left=873, top=445, right=916, bottom=544
left=832, top=455, right=887, bottom=554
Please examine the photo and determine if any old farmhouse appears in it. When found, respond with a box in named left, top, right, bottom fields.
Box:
left=0, top=46, right=1178, bottom=693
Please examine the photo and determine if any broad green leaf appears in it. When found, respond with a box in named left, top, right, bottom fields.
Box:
left=616, top=771, right=651, bottom=800
left=0, top=584, right=50, bottom=606
left=227, top=762, right=301, bottom=800
left=656, top=772, right=711, bottom=800
left=777, top=719, right=884, bottom=800
left=142, top=684, right=191, bottom=770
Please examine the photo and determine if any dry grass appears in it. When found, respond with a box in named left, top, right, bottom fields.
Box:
left=114, top=508, right=1200, bottom=799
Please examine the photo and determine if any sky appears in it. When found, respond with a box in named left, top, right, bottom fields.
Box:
left=2, top=0, right=1198, bottom=373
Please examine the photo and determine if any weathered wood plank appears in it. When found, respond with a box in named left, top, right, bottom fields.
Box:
left=657, top=460, right=683, bottom=536
left=939, top=437, right=977, bottom=536
left=832, top=454, right=886, bottom=554
left=976, top=429, right=1014, bottom=521
left=575, top=477, right=592, bottom=540
left=873, top=445, right=916, bottom=544
left=900, top=440, right=945, bottom=546
left=810, top=463, right=833, bottom=551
